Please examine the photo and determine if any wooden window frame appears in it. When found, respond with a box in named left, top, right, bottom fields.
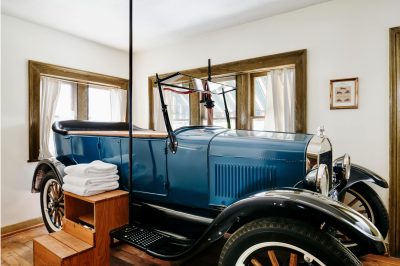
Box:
left=389, top=26, right=400, bottom=257
left=148, top=49, right=307, bottom=132
left=28, top=60, right=128, bottom=162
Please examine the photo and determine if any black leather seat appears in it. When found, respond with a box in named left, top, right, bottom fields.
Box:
left=52, top=120, right=144, bottom=135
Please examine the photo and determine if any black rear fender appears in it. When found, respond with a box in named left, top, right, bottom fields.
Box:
left=203, top=188, right=386, bottom=255
left=31, top=158, right=65, bottom=193
left=338, top=164, right=388, bottom=197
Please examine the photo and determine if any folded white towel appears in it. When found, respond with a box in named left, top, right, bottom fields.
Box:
left=64, top=160, right=118, bottom=177
left=63, top=174, right=119, bottom=187
left=62, top=181, right=119, bottom=196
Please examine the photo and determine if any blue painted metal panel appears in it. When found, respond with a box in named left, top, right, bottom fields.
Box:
left=209, top=130, right=313, bottom=206
left=121, top=138, right=168, bottom=196
left=54, top=133, right=73, bottom=160
left=55, top=127, right=313, bottom=213
left=166, top=127, right=227, bottom=209
left=70, top=135, right=101, bottom=163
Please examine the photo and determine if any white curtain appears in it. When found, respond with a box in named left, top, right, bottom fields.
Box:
left=39, top=77, right=61, bottom=159
left=265, top=68, right=295, bottom=132
left=110, top=88, right=127, bottom=122
left=153, top=88, right=172, bottom=131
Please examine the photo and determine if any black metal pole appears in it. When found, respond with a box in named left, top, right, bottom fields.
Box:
left=128, top=0, right=133, bottom=224
left=208, top=59, right=211, bottom=81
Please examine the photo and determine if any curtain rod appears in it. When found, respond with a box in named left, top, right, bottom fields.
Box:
left=40, top=74, right=123, bottom=90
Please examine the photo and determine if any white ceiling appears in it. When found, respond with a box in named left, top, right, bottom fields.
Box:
left=2, top=0, right=330, bottom=52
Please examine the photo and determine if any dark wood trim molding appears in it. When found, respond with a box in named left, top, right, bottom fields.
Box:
left=148, top=50, right=307, bottom=132
left=389, top=26, right=400, bottom=257
left=28, top=60, right=128, bottom=162
left=77, top=83, right=89, bottom=120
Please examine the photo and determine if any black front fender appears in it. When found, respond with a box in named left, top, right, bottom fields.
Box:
left=338, top=164, right=388, bottom=197
left=202, top=188, right=386, bottom=255
left=31, top=158, right=65, bottom=193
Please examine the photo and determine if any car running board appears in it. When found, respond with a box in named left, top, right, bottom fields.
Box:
left=110, top=224, right=194, bottom=259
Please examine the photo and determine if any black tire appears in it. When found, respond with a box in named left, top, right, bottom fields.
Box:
left=40, top=171, right=64, bottom=232
left=341, top=182, right=389, bottom=255
left=219, top=217, right=361, bottom=266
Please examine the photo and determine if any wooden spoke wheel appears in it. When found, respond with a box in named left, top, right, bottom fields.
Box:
left=239, top=243, right=323, bottom=266
left=340, top=182, right=388, bottom=256
left=219, top=217, right=361, bottom=266
left=40, top=171, right=64, bottom=232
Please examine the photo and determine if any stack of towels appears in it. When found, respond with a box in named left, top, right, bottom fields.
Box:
left=62, top=160, right=120, bottom=196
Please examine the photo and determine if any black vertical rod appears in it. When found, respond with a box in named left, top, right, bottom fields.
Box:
left=208, top=59, right=211, bottom=81
left=222, top=88, right=231, bottom=129
left=128, top=0, right=133, bottom=224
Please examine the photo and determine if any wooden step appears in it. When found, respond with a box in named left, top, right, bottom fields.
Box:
left=33, top=231, right=93, bottom=266
left=62, top=218, right=95, bottom=246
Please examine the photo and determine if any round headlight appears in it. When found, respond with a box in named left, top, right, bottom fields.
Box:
left=333, top=153, right=351, bottom=180
left=304, top=164, right=329, bottom=196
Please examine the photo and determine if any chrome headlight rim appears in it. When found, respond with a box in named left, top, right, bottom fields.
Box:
left=333, top=153, right=351, bottom=181
left=304, top=164, right=330, bottom=196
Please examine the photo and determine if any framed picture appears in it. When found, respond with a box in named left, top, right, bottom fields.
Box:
left=330, top=77, right=359, bottom=109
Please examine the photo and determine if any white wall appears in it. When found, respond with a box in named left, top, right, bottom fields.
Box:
left=133, top=0, right=400, bottom=207
left=1, top=15, right=128, bottom=226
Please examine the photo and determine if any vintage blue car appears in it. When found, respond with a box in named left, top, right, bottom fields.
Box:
left=31, top=73, right=389, bottom=265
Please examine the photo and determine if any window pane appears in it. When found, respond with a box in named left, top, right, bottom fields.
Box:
left=54, top=81, right=77, bottom=121
left=88, top=85, right=126, bottom=122
left=252, top=67, right=295, bottom=132
left=254, top=76, right=268, bottom=117
left=168, top=88, right=190, bottom=129
left=201, top=78, right=236, bottom=129
left=49, top=80, right=77, bottom=156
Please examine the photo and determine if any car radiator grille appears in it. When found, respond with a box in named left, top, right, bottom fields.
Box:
left=213, top=164, right=276, bottom=199
left=319, top=151, right=333, bottom=187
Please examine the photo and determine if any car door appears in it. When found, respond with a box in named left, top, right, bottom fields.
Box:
left=121, top=138, right=168, bottom=196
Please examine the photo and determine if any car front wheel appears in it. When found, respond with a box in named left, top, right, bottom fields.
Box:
left=40, top=171, right=64, bottom=232
left=340, top=182, right=388, bottom=255
left=219, top=217, right=361, bottom=266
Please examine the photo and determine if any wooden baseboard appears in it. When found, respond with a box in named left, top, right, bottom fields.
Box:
left=1, top=217, right=44, bottom=238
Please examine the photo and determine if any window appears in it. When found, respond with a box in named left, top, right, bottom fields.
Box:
left=148, top=50, right=306, bottom=133
left=88, top=85, right=127, bottom=122
left=200, top=77, right=236, bottom=129
left=29, top=61, right=128, bottom=162
left=47, top=79, right=78, bottom=156
left=251, top=67, right=295, bottom=132
left=153, top=84, right=190, bottom=130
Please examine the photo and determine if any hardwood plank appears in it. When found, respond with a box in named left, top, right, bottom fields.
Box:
left=50, top=231, right=92, bottom=252
left=64, top=190, right=128, bottom=204
left=2, top=226, right=48, bottom=245
left=3, top=225, right=400, bottom=266
left=361, top=254, right=400, bottom=266
left=67, top=130, right=168, bottom=138
left=1, top=245, right=32, bottom=266
left=33, top=235, right=76, bottom=259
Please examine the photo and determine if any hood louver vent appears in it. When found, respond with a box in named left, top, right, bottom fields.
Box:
left=213, top=164, right=276, bottom=200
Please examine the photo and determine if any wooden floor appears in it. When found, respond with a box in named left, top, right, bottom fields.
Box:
left=2, top=225, right=400, bottom=266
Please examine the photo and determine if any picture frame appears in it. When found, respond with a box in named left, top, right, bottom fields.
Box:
left=330, top=77, right=359, bottom=109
